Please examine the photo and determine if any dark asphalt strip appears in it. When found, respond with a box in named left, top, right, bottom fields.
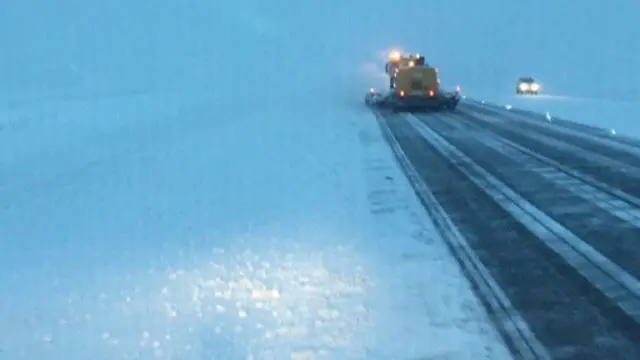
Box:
left=374, top=110, right=549, bottom=360
left=462, top=99, right=640, bottom=148
left=417, top=112, right=640, bottom=284
left=456, top=104, right=640, bottom=211
left=380, top=112, right=640, bottom=359
left=460, top=102, right=640, bottom=167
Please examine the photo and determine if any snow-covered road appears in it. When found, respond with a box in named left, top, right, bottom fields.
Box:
left=468, top=92, right=640, bottom=141
left=377, top=100, right=640, bottom=359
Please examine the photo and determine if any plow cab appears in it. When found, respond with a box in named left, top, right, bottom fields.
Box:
left=394, top=66, right=439, bottom=97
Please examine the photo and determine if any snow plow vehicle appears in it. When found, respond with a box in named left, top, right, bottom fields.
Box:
left=365, top=50, right=461, bottom=112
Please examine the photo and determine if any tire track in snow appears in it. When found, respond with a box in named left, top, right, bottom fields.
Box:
left=375, top=110, right=550, bottom=360
left=460, top=101, right=640, bottom=169
left=357, top=110, right=516, bottom=360
left=463, top=99, right=640, bottom=148
left=378, top=110, right=640, bottom=359
left=443, top=110, right=640, bottom=281
left=457, top=103, right=640, bottom=218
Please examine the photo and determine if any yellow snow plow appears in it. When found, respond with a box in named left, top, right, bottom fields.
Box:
left=365, top=51, right=461, bottom=112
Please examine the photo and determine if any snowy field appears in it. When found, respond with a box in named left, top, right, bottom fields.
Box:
left=0, top=86, right=513, bottom=359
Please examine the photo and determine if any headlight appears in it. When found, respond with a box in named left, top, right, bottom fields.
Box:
left=519, top=83, right=529, bottom=91
left=530, top=83, right=540, bottom=91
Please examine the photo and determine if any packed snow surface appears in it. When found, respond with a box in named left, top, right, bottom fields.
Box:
left=0, top=86, right=512, bottom=359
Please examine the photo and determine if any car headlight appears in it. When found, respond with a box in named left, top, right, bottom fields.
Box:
left=519, top=83, right=529, bottom=91
left=530, top=83, right=540, bottom=91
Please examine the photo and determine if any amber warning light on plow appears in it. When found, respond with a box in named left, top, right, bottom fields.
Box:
left=389, top=50, right=402, bottom=61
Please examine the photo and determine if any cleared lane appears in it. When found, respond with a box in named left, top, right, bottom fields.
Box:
left=377, top=110, right=640, bottom=359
